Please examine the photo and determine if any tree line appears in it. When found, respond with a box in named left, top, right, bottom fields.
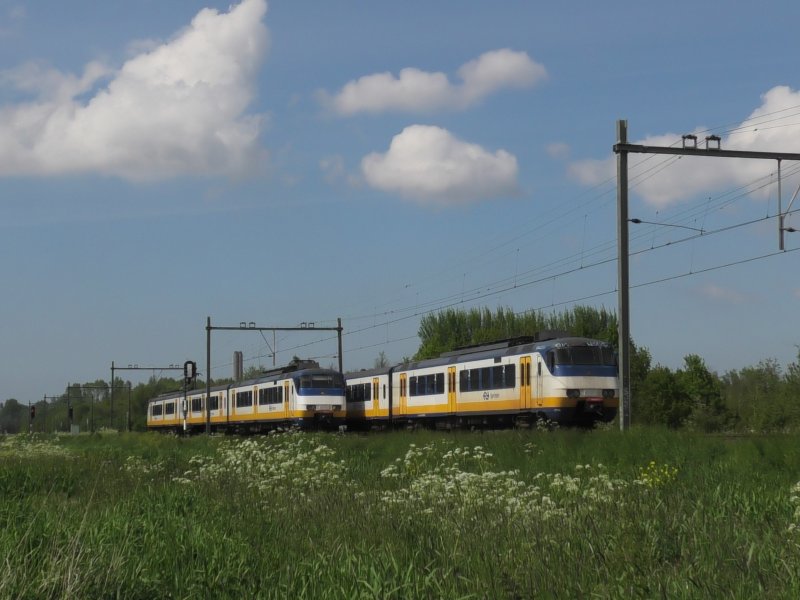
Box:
left=2, top=305, right=798, bottom=433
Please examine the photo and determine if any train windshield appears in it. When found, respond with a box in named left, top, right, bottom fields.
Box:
left=553, top=345, right=616, bottom=367
left=296, top=373, right=345, bottom=390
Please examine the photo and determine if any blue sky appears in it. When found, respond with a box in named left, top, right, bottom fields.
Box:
left=1, top=0, right=799, bottom=402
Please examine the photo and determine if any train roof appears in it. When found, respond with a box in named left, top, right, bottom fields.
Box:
left=400, top=336, right=611, bottom=370
left=343, top=335, right=614, bottom=380
left=150, top=360, right=343, bottom=403
left=344, top=366, right=393, bottom=379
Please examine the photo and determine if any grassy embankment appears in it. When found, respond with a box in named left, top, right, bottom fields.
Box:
left=1, top=428, right=800, bottom=598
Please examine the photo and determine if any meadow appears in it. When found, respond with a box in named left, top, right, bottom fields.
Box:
left=1, top=427, right=800, bottom=599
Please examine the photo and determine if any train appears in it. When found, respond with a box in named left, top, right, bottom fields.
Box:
left=146, top=359, right=346, bottom=434
left=146, top=332, right=618, bottom=432
left=345, top=333, right=618, bottom=429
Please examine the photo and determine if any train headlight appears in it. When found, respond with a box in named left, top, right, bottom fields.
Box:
left=566, top=389, right=581, bottom=399
left=602, top=389, right=615, bottom=399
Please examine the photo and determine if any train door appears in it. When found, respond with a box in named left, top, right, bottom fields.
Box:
left=283, top=381, right=291, bottom=419
left=372, top=377, right=380, bottom=418
left=520, top=356, right=531, bottom=410
left=535, top=356, right=544, bottom=406
left=399, top=373, right=407, bottom=416
left=447, top=367, right=457, bottom=413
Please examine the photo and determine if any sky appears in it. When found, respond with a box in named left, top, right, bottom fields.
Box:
left=2, top=0, right=800, bottom=403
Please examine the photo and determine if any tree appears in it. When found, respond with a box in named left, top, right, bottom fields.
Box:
left=629, top=340, right=652, bottom=405
left=373, top=351, right=389, bottom=369
left=679, top=354, right=728, bottom=432
left=0, top=399, right=25, bottom=433
left=415, top=305, right=618, bottom=360
left=721, top=358, right=793, bottom=432
left=634, top=366, right=692, bottom=428
left=242, top=365, right=264, bottom=380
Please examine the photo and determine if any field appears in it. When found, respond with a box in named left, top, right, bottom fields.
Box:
left=2, top=428, right=800, bottom=599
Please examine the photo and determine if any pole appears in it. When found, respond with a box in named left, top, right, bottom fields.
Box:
left=67, top=383, right=72, bottom=433
left=337, top=317, right=343, bottom=374
left=206, top=316, right=211, bottom=435
left=616, top=120, right=631, bottom=431
left=110, top=361, right=115, bottom=430
left=778, top=160, right=784, bottom=251
left=127, top=382, right=131, bottom=432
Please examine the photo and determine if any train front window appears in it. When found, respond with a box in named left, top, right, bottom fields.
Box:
left=298, top=374, right=344, bottom=390
left=553, top=346, right=616, bottom=366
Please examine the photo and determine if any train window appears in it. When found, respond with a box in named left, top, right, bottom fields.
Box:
left=552, top=346, right=616, bottom=366
left=236, top=390, right=253, bottom=408
left=298, top=374, right=345, bottom=390
left=165, top=403, right=175, bottom=415
left=151, top=404, right=163, bottom=417
left=383, top=384, right=386, bottom=399
left=209, top=395, right=219, bottom=411
left=480, top=367, right=491, bottom=390
left=492, top=366, right=504, bottom=389
left=504, top=364, right=516, bottom=388
left=407, top=374, right=445, bottom=396
left=603, top=347, right=618, bottom=366
left=459, top=370, right=470, bottom=392
left=347, top=383, right=375, bottom=403
left=191, top=397, right=202, bottom=412
left=259, top=387, right=283, bottom=405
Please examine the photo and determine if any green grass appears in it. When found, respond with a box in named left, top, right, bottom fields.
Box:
left=1, top=428, right=799, bottom=598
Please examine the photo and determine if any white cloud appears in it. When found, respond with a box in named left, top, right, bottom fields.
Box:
left=361, top=125, right=519, bottom=205
left=320, top=155, right=345, bottom=184
left=698, top=283, right=747, bottom=305
left=546, top=142, right=570, bottom=160
left=569, top=86, right=800, bottom=208
left=0, top=0, right=269, bottom=180
left=320, top=154, right=359, bottom=187
left=322, top=49, right=546, bottom=115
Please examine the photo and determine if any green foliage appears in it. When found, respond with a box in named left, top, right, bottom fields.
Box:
left=0, top=399, right=24, bottom=434
left=634, top=366, right=693, bottom=428
left=415, top=305, right=618, bottom=360
left=679, top=354, right=728, bottom=432
left=373, top=351, right=389, bottom=369
left=1, top=430, right=800, bottom=597
left=721, top=355, right=800, bottom=432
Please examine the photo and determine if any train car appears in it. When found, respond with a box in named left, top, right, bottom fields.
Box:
left=345, top=333, right=618, bottom=428
left=344, top=367, right=392, bottom=427
left=147, top=359, right=346, bottom=433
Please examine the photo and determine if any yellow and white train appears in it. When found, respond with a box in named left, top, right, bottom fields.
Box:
left=345, top=334, right=618, bottom=428
left=147, top=360, right=346, bottom=433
